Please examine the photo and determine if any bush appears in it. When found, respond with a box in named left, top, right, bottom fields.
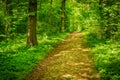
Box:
left=83, top=32, right=105, bottom=47
left=92, top=41, right=120, bottom=80
left=0, top=32, right=69, bottom=80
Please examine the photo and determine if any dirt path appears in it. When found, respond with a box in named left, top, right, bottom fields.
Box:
left=25, top=32, right=100, bottom=80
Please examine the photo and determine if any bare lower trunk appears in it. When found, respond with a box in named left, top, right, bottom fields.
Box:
left=27, top=0, right=38, bottom=46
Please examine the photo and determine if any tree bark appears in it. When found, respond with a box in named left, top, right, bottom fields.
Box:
left=61, top=0, right=66, bottom=32
left=27, top=0, right=38, bottom=46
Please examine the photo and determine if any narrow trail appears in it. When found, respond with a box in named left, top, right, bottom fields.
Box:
left=25, top=32, right=100, bottom=80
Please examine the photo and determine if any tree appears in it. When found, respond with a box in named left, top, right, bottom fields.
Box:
left=5, top=0, right=13, bottom=41
left=27, top=0, right=38, bottom=46
left=61, top=0, right=66, bottom=32
left=98, top=0, right=120, bottom=39
left=0, top=1, right=5, bottom=40
left=98, top=0, right=104, bottom=39
left=50, top=0, right=52, bottom=27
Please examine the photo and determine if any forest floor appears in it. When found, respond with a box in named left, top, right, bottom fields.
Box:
left=25, top=32, right=101, bottom=80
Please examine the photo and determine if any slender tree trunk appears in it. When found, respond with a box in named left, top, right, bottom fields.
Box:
left=27, top=0, right=38, bottom=46
left=98, top=0, right=104, bottom=39
left=61, top=0, right=66, bottom=32
left=5, top=0, right=12, bottom=41
left=50, top=0, right=52, bottom=27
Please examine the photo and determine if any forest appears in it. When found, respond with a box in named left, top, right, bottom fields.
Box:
left=0, top=0, right=120, bottom=80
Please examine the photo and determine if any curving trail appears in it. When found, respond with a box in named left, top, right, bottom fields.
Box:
left=25, top=32, right=100, bottom=80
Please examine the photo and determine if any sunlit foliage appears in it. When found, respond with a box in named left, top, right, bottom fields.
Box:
left=0, top=0, right=120, bottom=80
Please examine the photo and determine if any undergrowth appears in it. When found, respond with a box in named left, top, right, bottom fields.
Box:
left=0, top=32, right=69, bottom=80
left=84, top=32, right=120, bottom=80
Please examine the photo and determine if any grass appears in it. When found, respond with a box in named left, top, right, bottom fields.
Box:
left=83, top=32, right=120, bottom=80
left=0, top=32, right=69, bottom=80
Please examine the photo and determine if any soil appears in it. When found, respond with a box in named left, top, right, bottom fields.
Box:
left=25, top=32, right=101, bottom=80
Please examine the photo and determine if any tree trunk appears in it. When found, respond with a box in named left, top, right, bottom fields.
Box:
left=5, top=0, right=12, bottom=41
left=61, top=0, right=66, bottom=32
left=50, top=0, right=52, bottom=27
left=27, top=0, right=38, bottom=46
left=98, top=0, right=104, bottom=39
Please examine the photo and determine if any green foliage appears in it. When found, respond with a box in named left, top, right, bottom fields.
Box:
left=0, top=32, right=69, bottom=80
left=83, top=32, right=105, bottom=47
left=84, top=31, right=120, bottom=80
left=99, top=0, right=120, bottom=39
left=92, top=41, right=120, bottom=80
left=37, top=2, right=61, bottom=34
left=82, top=0, right=120, bottom=79
left=12, top=1, right=28, bottom=34
left=0, top=0, right=120, bottom=79
left=0, top=1, right=5, bottom=35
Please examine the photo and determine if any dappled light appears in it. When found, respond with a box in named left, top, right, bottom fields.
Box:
left=82, top=49, right=90, bottom=53
left=66, top=62, right=91, bottom=66
left=62, top=74, right=76, bottom=79
left=0, top=0, right=119, bottom=79
left=25, top=32, right=100, bottom=80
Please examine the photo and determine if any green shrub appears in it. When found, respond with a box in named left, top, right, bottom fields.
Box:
left=0, top=32, right=69, bottom=80
left=92, top=41, right=120, bottom=80
left=83, top=32, right=105, bottom=47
